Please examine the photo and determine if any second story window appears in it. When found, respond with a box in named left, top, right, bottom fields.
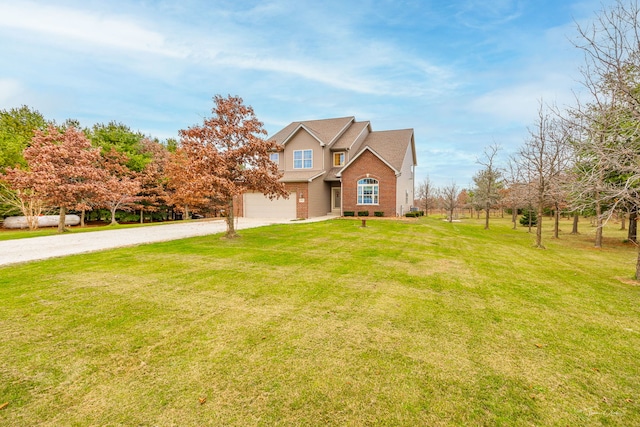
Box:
left=293, top=149, right=312, bottom=169
left=269, top=152, right=279, bottom=163
left=333, top=152, right=345, bottom=166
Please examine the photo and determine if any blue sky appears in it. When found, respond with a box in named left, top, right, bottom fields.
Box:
left=0, top=0, right=615, bottom=187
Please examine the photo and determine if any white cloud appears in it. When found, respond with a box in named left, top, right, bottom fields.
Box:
left=0, top=2, right=182, bottom=57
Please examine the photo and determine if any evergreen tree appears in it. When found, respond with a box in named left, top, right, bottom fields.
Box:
left=520, top=208, right=537, bottom=227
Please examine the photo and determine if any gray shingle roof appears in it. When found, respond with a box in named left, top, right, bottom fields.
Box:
left=330, top=121, right=370, bottom=151
left=279, top=170, right=325, bottom=182
left=270, top=117, right=354, bottom=146
left=272, top=117, right=416, bottom=182
left=355, top=129, right=416, bottom=172
left=323, top=167, right=343, bottom=182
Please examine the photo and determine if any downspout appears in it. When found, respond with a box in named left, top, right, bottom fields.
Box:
left=412, top=164, right=416, bottom=208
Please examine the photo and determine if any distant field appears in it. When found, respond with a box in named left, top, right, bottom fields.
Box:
left=1, top=216, right=638, bottom=426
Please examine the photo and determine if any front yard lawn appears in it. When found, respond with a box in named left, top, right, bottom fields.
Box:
left=1, top=217, right=638, bottom=426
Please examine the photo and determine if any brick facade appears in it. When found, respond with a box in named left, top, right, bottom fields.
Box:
left=284, top=182, right=309, bottom=219
left=340, top=150, right=397, bottom=216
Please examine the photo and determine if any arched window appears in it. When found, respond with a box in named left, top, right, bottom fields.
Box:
left=357, top=178, right=379, bottom=205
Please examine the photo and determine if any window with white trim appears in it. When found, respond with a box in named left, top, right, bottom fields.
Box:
left=333, top=152, right=345, bottom=166
left=357, top=178, right=379, bottom=205
left=293, top=149, right=312, bottom=169
left=269, top=152, right=279, bottom=163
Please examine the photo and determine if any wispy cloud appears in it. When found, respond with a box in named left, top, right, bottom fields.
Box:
left=454, top=0, right=524, bottom=29
left=0, top=1, right=182, bottom=57
left=0, top=0, right=615, bottom=188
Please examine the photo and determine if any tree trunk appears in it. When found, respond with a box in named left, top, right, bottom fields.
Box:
left=535, top=179, right=544, bottom=247
left=512, top=205, right=517, bottom=230
left=595, top=200, right=603, bottom=248
left=571, top=213, right=579, bottom=234
left=225, top=197, right=238, bottom=238
left=80, top=209, right=86, bottom=227
left=636, top=245, right=640, bottom=281
left=110, top=207, right=118, bottom=225
left=628, top=209, right=637, bottom=243
left=184, top=205, right=189, bottom=220
left=140, top=208, right=144, bottom=224
left=553, top=203, right=560, bottom=239
left=535, top=206, right=544, bottom=248
left=620, top=211, right=626, bottom=230
left=484, top=202, right=490, bottom=230
left=58, top=206, right=68, bottom=233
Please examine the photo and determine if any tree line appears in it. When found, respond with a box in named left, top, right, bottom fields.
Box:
left=416, top=0, right=640, bottom=279
left=0, top=95, right=286, bottom=238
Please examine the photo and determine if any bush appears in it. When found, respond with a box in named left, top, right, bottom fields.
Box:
left=520, top=209, right=537, bottom=226
left=405, top=212, right=420, bottom=218
left=358, top=211, right=369, bottom=217
left=343, top=211, right=355, bottom=217
left=374, top=211, right=384, bottom=217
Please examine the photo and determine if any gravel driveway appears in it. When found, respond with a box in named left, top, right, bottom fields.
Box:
left=0, top=216, right=333, bottom=266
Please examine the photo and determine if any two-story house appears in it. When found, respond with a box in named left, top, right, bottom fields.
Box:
left=242, top=116, right=417, bottom=219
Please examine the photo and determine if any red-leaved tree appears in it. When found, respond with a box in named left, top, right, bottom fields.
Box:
left=99, top=147, right=141, bottom=225
left=165, top=147, right=211, bottom=219
left=134, top=139, right=169, bottom=223
left=174, top=95, right=287, bottom=238
left=6, top=125, right=105, bottom=232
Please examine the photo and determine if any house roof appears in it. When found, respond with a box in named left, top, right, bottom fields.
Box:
left=337, top=129, right=416, bottom=177
left=270, top=117, right=354, bottom=147
left=330, top=121, right=371, bottom=151
left=279, top=170, right=325, bottom=183
left=323, top=167, right=343, bottom=182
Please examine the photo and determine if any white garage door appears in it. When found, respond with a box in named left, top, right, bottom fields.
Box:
left=244, top=192, right=296, bottom=219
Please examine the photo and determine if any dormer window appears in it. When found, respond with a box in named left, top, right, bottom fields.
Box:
left=293, top=149, right=312, bottom=169
left=269, top=152, right=279, bottom=163
left=333, top=152, right=345, bottom=167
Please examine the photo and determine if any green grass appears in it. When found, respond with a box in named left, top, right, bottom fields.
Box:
left=0, top=219, right=211, bottom=241
left=1, top=216, right=639, bottom=426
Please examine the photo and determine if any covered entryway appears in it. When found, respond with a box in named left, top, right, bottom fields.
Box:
left=331, top=187, right=341, bottom=214
left=243, top=192, right=296, bottom=219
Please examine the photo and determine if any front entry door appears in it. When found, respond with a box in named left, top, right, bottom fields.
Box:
left=331, top=187, right=341, bottom=213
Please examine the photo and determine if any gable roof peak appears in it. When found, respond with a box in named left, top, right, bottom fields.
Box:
left=271, top=116, right=355, bottom=147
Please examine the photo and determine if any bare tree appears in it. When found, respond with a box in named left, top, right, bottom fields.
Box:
left=567, top=0, right=640, bottom=278
left=0, top=181, right=46, bottom=230
left=473, top=144, right=502, bottom=229
left=440, top=182, right=460, bottom=223
left=416, top=176, right=435, bottom=216
left=516, top=102, right=572, bottom=248
left=568, top=1, right=640, bottom=247
left=502, top=156, right=526, bottom=229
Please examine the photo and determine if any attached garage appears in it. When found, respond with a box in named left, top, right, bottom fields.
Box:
left=243, top=192, right=297, bottom=219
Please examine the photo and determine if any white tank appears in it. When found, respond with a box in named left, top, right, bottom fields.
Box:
left=3, top=215, right=81, bottom=229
